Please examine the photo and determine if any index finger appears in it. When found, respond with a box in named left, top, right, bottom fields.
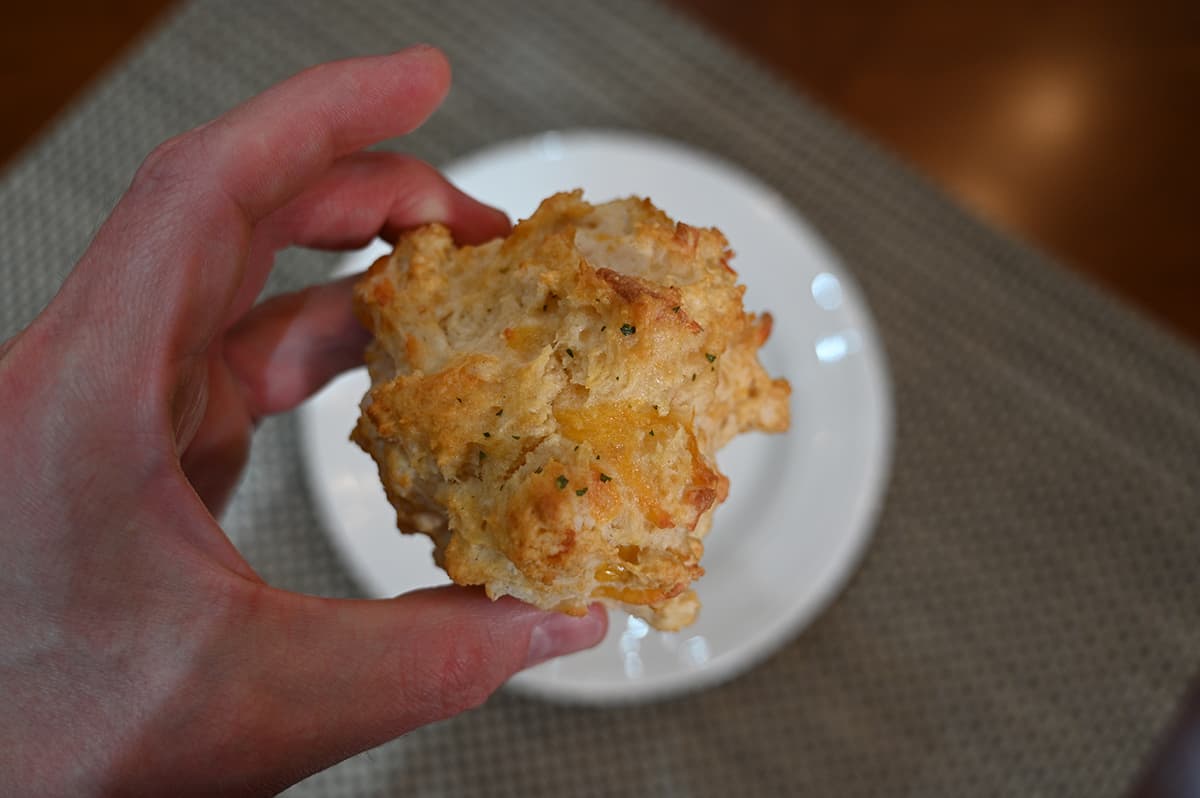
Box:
left=202, top=45, right=452, bottom=221
left=58, top=46, right=453, bottom=373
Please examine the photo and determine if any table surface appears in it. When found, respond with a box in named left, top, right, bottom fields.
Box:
left=2, top=0, right=1197, bottom=346
left=2, top=2, right=1198, bottom=796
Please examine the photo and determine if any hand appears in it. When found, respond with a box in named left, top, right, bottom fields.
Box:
left=0, top=47, right=606, bottom=796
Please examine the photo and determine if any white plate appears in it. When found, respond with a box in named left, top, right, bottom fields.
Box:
left=297, top=130, right=892, bottom=705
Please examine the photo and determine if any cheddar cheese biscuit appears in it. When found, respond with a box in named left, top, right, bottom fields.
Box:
left=352, top=191, right=790, bottom=630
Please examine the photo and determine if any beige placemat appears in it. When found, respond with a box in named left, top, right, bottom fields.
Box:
left=3, top=1, right=1199, bottom=795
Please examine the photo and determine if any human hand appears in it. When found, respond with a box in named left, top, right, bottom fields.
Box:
left=0, top=47, right=606, bottom=796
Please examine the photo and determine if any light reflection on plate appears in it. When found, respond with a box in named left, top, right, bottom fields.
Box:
left=296, top=130, right=892, bottom=705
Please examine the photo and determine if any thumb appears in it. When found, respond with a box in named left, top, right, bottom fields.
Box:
left=225, top=586, right=606, bottom=790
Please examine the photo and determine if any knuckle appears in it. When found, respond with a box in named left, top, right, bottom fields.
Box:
left=134, top=133, right=195, bottom=189
left=136, top=136, right=187, bottom=181
left=428, top=633, right=508, bottom=717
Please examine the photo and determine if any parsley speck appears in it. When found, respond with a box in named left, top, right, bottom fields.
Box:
left=705, top=353, right=716, bottom=363
left=512, top=434, right=521, bottom=440
left=620, top=323, right=636, bottom=336
left=575, top=487, right=588, bottom=496
left=672, top=305, right=680, bottom=313
left=496, top=408, right=504, bottom=416
left=556, top=475, right=568, bottom=490
left=649, top=429, right=655, bottom=436
left=483, top=432, right=491, bottom=438
left=566, top=348, right=574, bottom=358
left=599, top=473, right=612, bottom=482
left=534, top=466, right=543, bottom=474
left=478, top=450, right=487, bottom=461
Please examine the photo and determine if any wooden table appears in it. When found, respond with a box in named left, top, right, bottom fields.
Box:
left=2, top=2, right=1197, bottom=794
left=669, top=1, right=1200, bottom=350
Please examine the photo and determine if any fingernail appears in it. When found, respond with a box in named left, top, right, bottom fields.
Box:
left=486, top=203, right=512, bottom=230
left=524, top=605, right=607, bottom=668
left=409, top=193, right=452, bottom=227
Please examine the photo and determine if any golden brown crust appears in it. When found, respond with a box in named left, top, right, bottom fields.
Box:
left=352, top=191, right=791, bottom=630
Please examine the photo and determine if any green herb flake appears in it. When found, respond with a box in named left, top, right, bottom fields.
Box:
left=478, top=450, right=487, bottom=461
left=556, top=475, right=569, bottom=490
left=483, top=432, right=491, bottom=438
left=456, top=397, right=463, bottom=404
left=601, top=325, right=607, bottom=332
left=599, top=473, right=612, bottom=483
left=620, top=323, right=636, bottom=336
left=512, top=434, right=521, bottom=440
left=534, top=466, right=544, bottom=474
left=496, top=408, right=504, bottom=416
left=566, top=348, right=575, bottom=358
left=691, top=373, right=697, bottom=381
left=649, top=429, right=655, bottom=437
left=575, top=487, right=588, bottom=497
left=705, top=353, right=716, bottom=363
left=672, top=305, right=681, bottom=313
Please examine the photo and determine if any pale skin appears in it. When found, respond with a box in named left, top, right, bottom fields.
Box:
left=0, top=47, right=607, bottom=796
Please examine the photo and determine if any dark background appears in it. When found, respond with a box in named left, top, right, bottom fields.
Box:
left=2, top=1, right=1196, bottom=345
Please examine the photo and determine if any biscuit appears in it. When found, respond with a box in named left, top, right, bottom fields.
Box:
left=352, top=191, right=790, bottom=630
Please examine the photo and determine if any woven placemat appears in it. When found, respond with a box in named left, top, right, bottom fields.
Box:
left=3, top=0, right=1199, bottom=795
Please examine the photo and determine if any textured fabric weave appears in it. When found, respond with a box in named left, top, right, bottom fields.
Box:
left=2, top=1, right=1198, bottom=795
